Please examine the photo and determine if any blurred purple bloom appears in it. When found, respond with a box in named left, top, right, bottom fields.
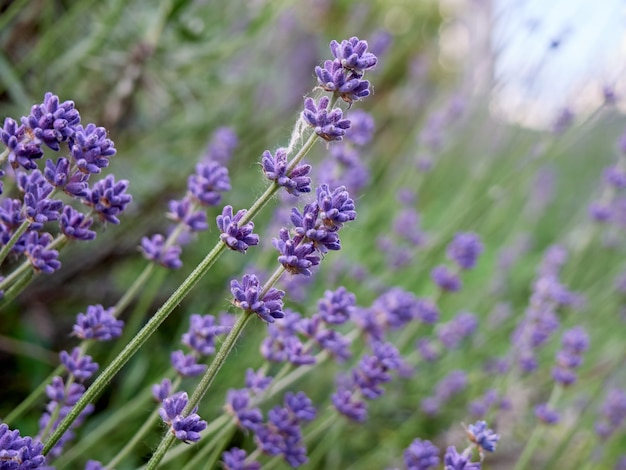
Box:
left=85, top=175, right=132, bottom=224
left=435, top=370, right=468, bottom=402
left=466, top=420, right=499, bottom=453
left=225, top=389, right=263, bottom=431
left=245, top=368, right=273, bottom=394
left=431, top=265, right=461, bottom=292
left=140, top=234, right=182, bottom=269
left=230, top=274, right=285, bottom=323
left=318, top=287, right=355, bottom=325
left=187, top=161, right=231, bottom=206
left=171, top=350, right=206, bottom=377
left=205, top=127, right=238, bottom=164
left=415, top=298, right=439, bottom=324
left=261, top=148, right=311, bottom=195
left=24, top=231, right=60, bottom=273
left=222, top=447, right=260, bottom=470
left=85, top=461, right=104, bottom=470
left=551, top=107, right=574, bottom=134
left=404, top=438, right=440, bottom=470
left=217, top=205, right=259, bottom=253
left=447, top=232, right=483, bottom=270
left=535, top=403, right=560, bottom=424
left=73, top=304, right=123, bottom=341
left=60, top=347, right=99, bottom=381
left=302, top=96, right=351, bottom=142
left=604, top=165, right=626, bottom=189
left=345, top=109, right=375, bottom=145
left=284, top=391, right=316, bottom=422
left=332, top=387, right=367, bottom=422
left=182, top=314, right=229, bottom=356
left=152, top=378, right=172, bottom=403
left=416, top=338, right=439, bottom=362
left=443, top=446, right=481, bottom=470
left=167, top=197, right=208, bottom=232
left=352, top=341, right=402, bottom=399
left=437, top=312, right=478, bottom=349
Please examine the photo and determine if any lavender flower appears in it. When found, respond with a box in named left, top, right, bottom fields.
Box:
left=332, top=387, right=368, bottom=422
left=431, top=265, right=462, bottom=292
left=230, top=274, right=285, bottom=322
left=22, top=92, right=80, bottom=152
left=318, top=287, right=355, bottom=325
left=204, top=127, right=238, bottom=164
left=44, top=157, right=89, bottom=198
left=329, top=36, right=378, bottom=73
left=594, top=388, right=626, bottom=439
left=140, top=234, right=182, bottom=269
left=222, top=447, right=261, bottom=470
left=245, top=368, right=273, bottom=394
left=316, top=184, right=357, bottom=229
left=273, top=228, right=320, bottom=276
left=187, top=161, right=231, bottom=206
left=167, top=197, right=208, bottom=232
left=182, top=314, right=229, bottom=356
left=1, top=117, right=44, bottom=170
left=152, top=378, right=172, bottom=403
left=171, top=350, right=207, bottom=377
left=314, top=59, right=371, bottom=104
left=217, top=206, right=259, bottom=253
left=443, top=446, right=481, bottom=470
left=302, top=96, right=351, bottom=142
left=23, top=231, right=61, bottom=273
left=70, top=123, right=116, bottom=174
left=59, top=347, right=99, bottom=381
left=290, top=204, right=341, bottom=253
left=72, top=304, right=123, bottom=341
left=60, top=205, right=96, bottom=241
left=159, top=392, right=207, bottom=443
left=446, top=232, right=483, bottom=270
left=17, top=170, right=63, bottom=230
left=552, top=326, right=589, bottom=386
left=352, top=341, right=402, bottom=399
left=345, top=109, right=375, bottom=145
left=0, top=423, right=46, bottom=469
left=466, top=420, right=500, bottom=453
left=261, top=148, right=311, bottom=195
left=404, top=438, right=440, bottom=470
left=535, top=403, right=560, bottom=424
left=84, top=175, right=132, bottom=224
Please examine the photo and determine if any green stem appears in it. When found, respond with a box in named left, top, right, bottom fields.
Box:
left=0, top=268, right=34, bottom=310
left=180, top=421, right=236, bottom=470
left=0, top=220, right=30, bottom=268
left=145, top=312, right=254, bottom=469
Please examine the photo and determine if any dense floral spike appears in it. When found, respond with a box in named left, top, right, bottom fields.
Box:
left=84, top=175, right=132, bottom=224
left=273, top=228, right=320, bottom=276
left=182, top=314, right=229, bottom=356
left=290, top=204, right=341, bottom=253
left=437, top=312, right=478, bottom=349
left=60, top=205, right=96, bottom=241
left=314, top=59, right=371, bottom=104
left=331, top=387, right=367, bottom=422
left=152, top=378, right=172, bottom=403
left=447, top=232, right=483, bottom=270
left=217, top=205, right=259, bottom=253
left=171, top=350, right=207, bottom=377
left=187, top=161, right=231, bottom=206
left=72, top=304, right=123, bottom=341
left=403, top=438, right=440, bottom=470
left=17, top=170, right=63, bottom=226
left=221, top=447, right=261, bottom=470
left=352, top=341, right=402, bottom=399
left=302, top=96, right=351, bottom=142
left=443, top=446, right=481, bottom=470
left=224, top=389, right=263, bottom=431
left=167, top=197, right=208, bottom=232
left=23, top=232, right=61, bottom=273
left=59, top=347, right=99, bottom=381
left=535, top=403, right=560, bottom=424
left=159, top=392, right=207, bottom=443
left=70, top=123, right=116, bottom=174
left=466, top=421, right=500, bottom=453
left=329, top=37, right=378, bottom=73
left=22, top=92, right=80, bottom=151
left=204, top=126, right=238, bottom=164
left=244, top=368, right=273, bottom=394
left=316, top=184, right=357, bottom=229
left=261, top=148, right=312, bottom=195
left=140, top=234, right=183, bottom=269
left=44, top=157, right=89, bottom=198
left=230, top=274, right=285, bottom=322
left=0, top=423, right=46, bottom=469
left=552, top=325, right=589, bottom=386
left=318, top=287, right=355, bottom=325
left=431, top=265, right=462, bottom=292
left=1, top=117, right=44, bottom=170
left=594, top=388, right=626, bottom=438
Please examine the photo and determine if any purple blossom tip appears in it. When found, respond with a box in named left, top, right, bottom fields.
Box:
left=60, top=347, right=99, bottom=381
left=230, top=274, right=285, bottom=323
left=159, top=392, right=207, bottom=443
left=466, top=420, right=500, bottom=453
left=171, top=350, right=207, bottom=377
left=23, top=231, right=61, bottom=273
left=443, top=446, right=481, bottom=470
left=316, top=184, right=357, bottom=229
left=431, top=265, right=462, bottom=292
left=217, top=205, right=259, bottom=253
left=329, top=37, right=378, bottom=73
left=404, top=438, right=440, bottom=470
left=273, top=228, right=320, bottom=276
left=187, top=161, right=231, bottom=206
left=72, top=304, right=123, bottom=341
left=302, top=96, right=351, bottom=142
left=447, top=232, right=483, bottom=270
left=261, top=148, right=311, bottom=195
left=85, top=175, right=132, bottom=224
left=140, top=234, right=183, bottom=269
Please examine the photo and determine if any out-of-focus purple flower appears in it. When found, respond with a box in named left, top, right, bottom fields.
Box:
left=315, top=329, right=352, bottom=362
left=284, top=391, right=316, bottom=422
left=225, top=389, right=263, bottom=431
left=59, top=205, right=96, bottom=241
left=393, top=208, right=426, bottom=246
left=415, top=298, right=439, bottom=324
left=72, top=304, right=123, bottom=341
left=152, top=378, right=172, bottom=403
left=159, top=392, right=207, bottom=443
left=273, top=228, right=320, bottom=276
left=318, top=287, right=355, bottom=325
left=469, top=389, right=499, bottom=418
left=535, top=403, right=560, bottom=424
left=187, top=161, right=231, bottom=206
left=416, top=338, right=439, bottom=362
left=466, top=420, right=499, bottom=453
left=316, top=184, right=356, bottom=229
left=167, top=197, right=208, bottom=232
left=230, top=274, right=285, bottom=323
left=552, top=326, right=588, bottom=386
left=435, top=370, right=468, bottom=402
left=70, top=123, right=116, bottom=174
left=261, top=148, right=311, bottom=196
left=431, top=265, right=461, bottom=292
left=595, top=388, right=626, bottom=439
left=443, top=446, right=481, bottom=470
left=0, top=423, right=46, bottom=469
left=84, top=175, right=132, bottom=224
left=551, top=107, right=574, bottom=134
left=602, top=85, right=617, bottom=105
left=302, top=96, right=351, bottom=142
left=437, top=312, right=478, bottom=349
left=217, top=206, right=259, bottom=253
left=182, top=314, right=229, bottom=356
left=245, top=368, right=273, bottom=394
left=171, top=350, right=207, bottom=377
left=222, top=447, right=261, bottom=470
left=352, top=341, right=402, bottom=399
left=330, top=37, right=378, bottom=73
left=140, top=234, right=182, bottom=269
left=604, top=165, right=626, bottom=189
left=345, top=109, right=375, bottom=145
left=447, top=232, right=483, bottom=270
left=23, top=231, right=61, bottom=273
left=205, top=127, right=238, bottom=164
left=372, top=288, right=420, bottom=329
left=85, top=460, right=104, bottom=470
left=404, top=438, right=440, bottom=470
left=1, top=117, right=44, bottom=170
left=589, top=202, right=613, bottom=222
left=332, top=387, right=367, bottom=422
left=60, top=347, right=99, bottom=381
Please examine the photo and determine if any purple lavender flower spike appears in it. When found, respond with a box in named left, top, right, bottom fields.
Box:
left=152, top=378, right=172, bottom=402
left=290, top=204, right=341, bottom=253
left=404, top=438, right=440, bottom=470
left=318, top=287, right=355, bottom=325
left=443, top=446, right=481, bottom=470
left=140, top=234, right=183, bottom=269
left=466, top=420, right=500, bottom=453
left=415, top=298, right=439, bottom=324
left=225, top=389, right=263, bottom=431
left=302, top=96, right=351, bottom=142
left=316, top=184, right=357, bottom=230
left=22, top=92, right=80, bottom=151
left=314, top=59, right=371, bottom=104
left=159, top=392, right=207, bottom=443
left=85, top=460, right=104, bottom=470
left=284, top=391, right=317, bottom=422
left=70, top=123, right=116, bottom=174
left=0, top=198, right=25, bottom=233
left=245, top=368, right=273, bottom=394
left=273, top=228, right=320, bottom=276
left=1, top=117, right=44, bottom=170
left=431, top=265, right=462, bottom=292
left=60, top=347, right=99, bottom=381
left=187, top=161, right=231, bottom=206
left=261, top=148, right=312, bottom=196
left=167, top=197, right=208, bottom=232
left=217, top=205, right=259, bottom=253
left=345, top=109, right=375, bottom=145
left=329, top=37, right=378, bottom=73
left=595, top=388, right=626, bottom=439
left=24, top=231, right=61, bottom=273
left=171, top=350, right=207, bottom=377
left=535, top=403, right=560, bottom=424
left=332, top=387, right=367, bottom=422
left=416, top=338, right=439, bottom=362
left=230, top=273, right=285, bottom=322
left=604, top=165, right=626, bottom=189
left=182, top=314, right=229, bottom=356
left=222, top=447, right=261, bottom=470
left=159, top=391, right=189, bottom=423
left=60, top=205, right=96, bottom=241
left=84, top=175, right=132, bottom=224
left=436, top=370, right=468, bottom=402
left=72, top=304, right=123, bottom=341
left=0, top=423, right=46, bottom=469
left=17, top=170, right=63, bottom=230
left=205, top=127, right=238, bottom=164
left=44, top=157, right=90, bottom=198
left=447, top=232, right=483, bottom=270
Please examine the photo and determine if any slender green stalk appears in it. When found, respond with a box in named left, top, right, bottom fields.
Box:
left=0, top=220, right=30, bottom=267
left=0, top=269, right=35, bottom=311
left=180, top=421, right=236, bottom=470
left=145, top=311, right=254, bottom=469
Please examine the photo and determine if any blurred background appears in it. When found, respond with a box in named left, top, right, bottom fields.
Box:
left=1, top=0, right=626, bottom=468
